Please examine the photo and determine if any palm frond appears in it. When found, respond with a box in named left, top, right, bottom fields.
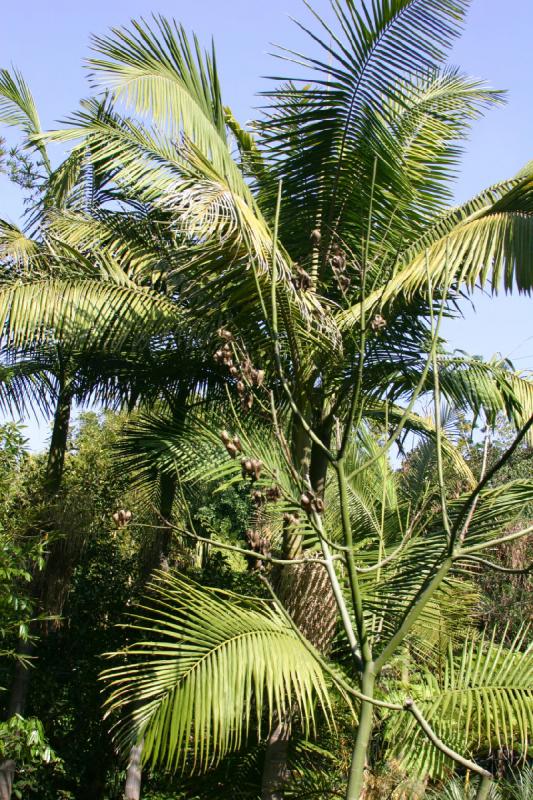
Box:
left=0, top=279, right=179, bottom=351
left=101, top=571, right=331, bottom=772
left=0, top=67, right=50, bottom=170
left=386, top=627, right=533, bottom=779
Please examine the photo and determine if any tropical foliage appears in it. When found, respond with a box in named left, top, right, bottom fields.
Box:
left=0, top=1, right=531, bottom=800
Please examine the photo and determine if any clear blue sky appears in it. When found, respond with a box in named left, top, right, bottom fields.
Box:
left=0, top=0, right=532, bottom=448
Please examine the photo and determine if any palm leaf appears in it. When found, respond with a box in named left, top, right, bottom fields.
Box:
left=386, top=627, right=533, bottom=779
left=101, top=571, right=331, bottom=772
left=0, top=279, right=179, bottom=351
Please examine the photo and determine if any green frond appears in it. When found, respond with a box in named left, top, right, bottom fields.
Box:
left=87, top=17, right=232, bottom=169
left=0, top=67, right=50, bottom=170
left=101, top=571, right=331, bottom=772
left=0, top=279, right=179, bottom=351
left=0, top=220, right=42, bottom=271
left=386, top=627, right=533, bottom=779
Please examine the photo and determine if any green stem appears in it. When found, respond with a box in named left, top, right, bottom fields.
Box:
left=426, top=251, right=452, bottom=542
left=337, top=462, right=372, bottom=665
left=346, top=670, right=375, bottom=800
left=475, top=775, right=494, bottom=800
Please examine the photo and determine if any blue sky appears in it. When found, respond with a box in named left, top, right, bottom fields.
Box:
left=0, top=0, right=532, bottom=448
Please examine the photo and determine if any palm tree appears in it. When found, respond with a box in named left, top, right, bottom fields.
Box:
left=2, top=2, right=533, bottom=797
left=43, top=3, right=533, bottom=796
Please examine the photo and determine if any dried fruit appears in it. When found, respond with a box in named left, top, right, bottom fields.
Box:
left=370, top=313, right=387, bottom=332
left=112, top=509, right=132, bottom=528
left=310, top=228, right=321, bottom=246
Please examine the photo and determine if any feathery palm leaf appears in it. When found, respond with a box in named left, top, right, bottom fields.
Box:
left=386, top=627, right=533, bottom=779
left=102, top=571, right=331, bottom=772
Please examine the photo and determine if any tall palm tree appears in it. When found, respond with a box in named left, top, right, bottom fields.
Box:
left=2, top=2, right=533, bottom=797
left=42, top=3, right=533, bottom=796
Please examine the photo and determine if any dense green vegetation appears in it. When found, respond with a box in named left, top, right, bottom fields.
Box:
left=0, top=2, right=532, bottom=799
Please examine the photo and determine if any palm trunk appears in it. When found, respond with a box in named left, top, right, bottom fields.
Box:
left=124, top=742, right=143, bottom=800
left=0, top=762, right=14, bottom=800
left=475, top=776, right=494, bottom=800
left=262, top=412, right=335, bottom=799
left=261, top=721, right=290, bottom=800
left=125, top=469, right=178, bottom=798
left=44, top=380, right=73, bottom=497
left=6, top=638, right=34, bottom=718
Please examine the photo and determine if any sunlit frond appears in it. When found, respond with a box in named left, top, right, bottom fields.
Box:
left=102, top=571, right=331, bottom=771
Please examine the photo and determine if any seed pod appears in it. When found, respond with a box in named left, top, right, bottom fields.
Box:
left=226, top=442, right=238, bottom=458
left=233, top=436, right=242, bottom=452
left=331, top=253, right=345, bottom=271
left=217, top=327, right=233, bottom=341
left=254, top=369, right=265, bottom=387
left=251, top=459, right=263, bottom=481
left=220, top=430, right=231, bottom=444
left=370, top=313, right=387, bottom=332
left=229, top=365, right=239, bottom=377
left=252, top=490, right=264, bottom=506
left=300, top=492, right=312, bottom=509
left=241, top=393, right=254, bottom=411
left=240, top=357, right=253, bottom=381
left=310, top=228, right=321, bottom=246
left=236, top=380, right=245, bottom=395
left=266, top=485, right=281, bottom=502
left=294, top=265, right=313, bottom=291
left=314, top=497, right=325, bottom=514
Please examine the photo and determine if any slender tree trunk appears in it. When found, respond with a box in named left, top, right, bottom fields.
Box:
left=125, top=468, right=178, bottom=798
left=261, top=721, right=291, bottom=800
left=346, top=671, right=375, bottom=800
left=43, top=382, right=72, bottom=497
left=475, top=776, right=494, bottom=800
left=6, top=384, right=72, bottom=714
left=3, top=382, right=72, bottom=800
left=0, top=762, right=14, bottom=800
left=6, top=639, right=34, bottom=718
left=124, top=743, right=143, bottom=800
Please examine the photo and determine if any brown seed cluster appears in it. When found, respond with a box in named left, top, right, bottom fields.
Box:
left=370, top=313, right=387, bottom=333
left=244, top=528, right=271, bottom=571
left=265, top=485, right=282, bottom=502
left=310, top=228, right=322, bottom=247
left=300, top=490, right=325, bottom=514
left=292, top=264, right=313, bottom=291
left=220, top=430, right=243, bottom=458
left=241, top=457, right=263, bottom=482
left=214, top=342, right=234, bottom=368
left=283, top=511, right=300, bottom=527
left=329, top=243, right=351, bottom=292
left=112, top=509, right=132, bottom=528
left=251, top=485, right=282, bottom=507
left=214, top=329, right=265, bottom=412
